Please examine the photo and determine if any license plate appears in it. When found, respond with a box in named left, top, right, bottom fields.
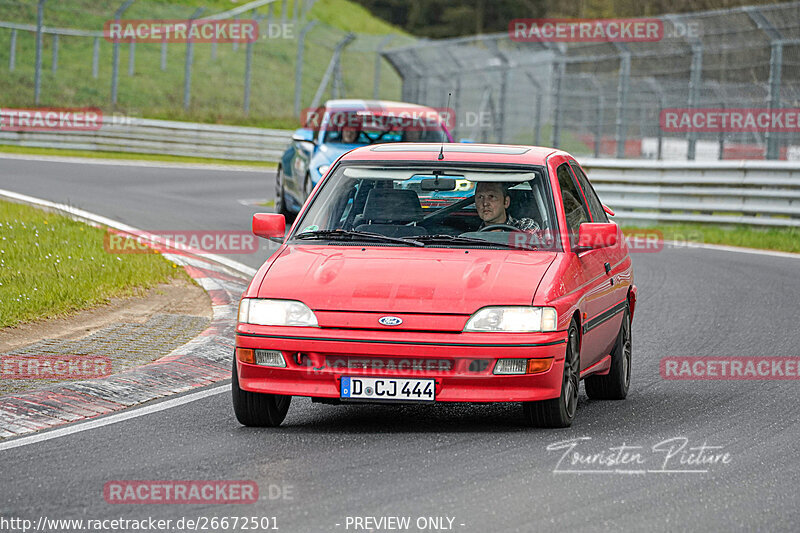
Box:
left=340, top=377, right=435, bottom=402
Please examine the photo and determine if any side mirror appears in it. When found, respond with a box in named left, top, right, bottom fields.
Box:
left=253, top=213, right=286, bottom=241
left=291, top=128, right=315, bottom=143
left=575, top=223, right=619, bottom=252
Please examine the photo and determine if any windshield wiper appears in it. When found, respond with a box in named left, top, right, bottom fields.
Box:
left=414, top=234, right=536, bottom=250
left=294, top=229, right=424, bottom=247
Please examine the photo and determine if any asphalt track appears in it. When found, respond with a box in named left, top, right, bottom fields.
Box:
left=1, top=156, right=799, bottom=533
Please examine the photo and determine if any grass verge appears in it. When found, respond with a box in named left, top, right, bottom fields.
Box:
left=622, top=224, right=800, bottom=254
left=0, top=199, right=187, bottom=328
left=0, top=145, right=277, bottom=167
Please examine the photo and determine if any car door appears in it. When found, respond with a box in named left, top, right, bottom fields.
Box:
left=569, top=159, right=630, bottom=364
left=554, top=161, right=612, bottom=369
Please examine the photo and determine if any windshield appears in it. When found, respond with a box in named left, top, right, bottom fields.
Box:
left=290, top=163, right=560, bottom=250
left=322, top=117, right=448, bottom=145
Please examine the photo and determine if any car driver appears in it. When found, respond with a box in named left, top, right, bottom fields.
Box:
left=474, top=182, right=539, bottom=231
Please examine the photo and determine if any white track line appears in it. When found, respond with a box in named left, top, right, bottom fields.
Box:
left=0, top=152, right=275, bottom=172
left=0, top=385, right=227, bottom=452
left=0, top=188, right=257, bottom=278
left=663, top=240, right=800, bottom=260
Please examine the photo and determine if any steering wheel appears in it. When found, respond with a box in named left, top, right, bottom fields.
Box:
left=478, top=224, right=524, bottom=233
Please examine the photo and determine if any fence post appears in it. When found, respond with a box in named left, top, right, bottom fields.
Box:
left=211, top=41, right=217, bottom=60
left=51, top=34, right=58, bottom=73
left=92, top=37, right=99, bottom=78
left=244, top=14, right=263, bottom=115
left=745, top=8, right=784, bottom=160
left=614, top=47, right=631, bottom=159
left=687, top=44, right=703, bottom=160
left=293, top=0, right=300, bottom=22
left=34, top=0, right=46, bottom=105
left=373, top=35, right=394, bottom=99
left=233, top=15, right=240, bottom=51
left=160, top=38, right=167, bottom=71
left=294, top=20, right=317, bottom=117
left=128, top=41, right=135, bottom=76
left=551, top=59, right=564, bottom=148
left=183, top=7, right=205, bottom=111
left=309, top=33, right=355, bottom=109
left=111, top=0, right=135, bottom=106
left=9, top=29, right=16, bottom=72
left=281, top=0, right=287, bottom=24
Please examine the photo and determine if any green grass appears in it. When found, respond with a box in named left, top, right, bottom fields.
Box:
left=622, top=224, right=800, bottom=254
left=0, top=0, right=411, bottom=128
left=0, top=144, right=277, bottom=167
left=0, top=199, right=187, bottom=328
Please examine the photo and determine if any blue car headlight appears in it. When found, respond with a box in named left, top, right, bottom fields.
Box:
left=317, top=165, right=330, bottom=177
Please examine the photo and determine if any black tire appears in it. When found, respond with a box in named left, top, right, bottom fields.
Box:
left=275, top=166, right=292, bottom=218
left=523, top=320, right=580, bottom=428
left=584, top=307, right=631, bottom=400
left=231, top=357, right=291, bottom=427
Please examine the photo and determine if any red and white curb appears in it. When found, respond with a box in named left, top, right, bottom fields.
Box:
left=0, top=189, right=255, bottom=440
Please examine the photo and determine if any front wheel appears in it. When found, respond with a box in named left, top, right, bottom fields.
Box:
left=523, top=320, right=580, bottom=428
left=585, top=307, right=631, bottom=400
left=232, top=357, right=291, bottom=427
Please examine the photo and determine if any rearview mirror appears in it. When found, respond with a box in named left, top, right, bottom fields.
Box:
left=420, top=177, right=457, bottom=191
left=291, top=128, right=314, bottom=143
left=253, top=213, right=286, bottom=240
left=576, top=223, right=619, bottom=252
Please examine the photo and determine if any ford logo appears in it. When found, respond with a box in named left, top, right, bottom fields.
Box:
left=378, top=316, right=403, bottom=326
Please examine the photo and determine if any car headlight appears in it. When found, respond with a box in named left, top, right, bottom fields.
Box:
left=464, top=307, right=557, bottom=332
left=238, top=298, right=318, bottom=327
left=317, top=165, right=330, bottom=176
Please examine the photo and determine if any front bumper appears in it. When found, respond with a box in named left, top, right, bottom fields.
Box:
left=235, top=325, right=568, bottom=402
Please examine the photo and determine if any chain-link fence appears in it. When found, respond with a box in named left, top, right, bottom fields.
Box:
left=0, top=0, right=414, bottom=124
left=382, top=2, right=800, bottom=160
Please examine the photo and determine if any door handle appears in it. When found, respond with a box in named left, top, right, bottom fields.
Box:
left=604, top=262, right=611, bottom=275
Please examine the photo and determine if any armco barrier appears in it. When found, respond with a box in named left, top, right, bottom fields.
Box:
left=0, top=115, right=291, bottom=162
left=579, top=158, right=800, bottom=228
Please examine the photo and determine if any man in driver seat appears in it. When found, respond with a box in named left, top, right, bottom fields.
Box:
left=474, top=182, right=539, bottom=231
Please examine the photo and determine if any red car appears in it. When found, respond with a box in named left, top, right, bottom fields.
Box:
left=233, top=143, right=637, bottom=428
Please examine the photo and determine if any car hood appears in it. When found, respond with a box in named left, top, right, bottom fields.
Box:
left=257, top=245, right=557, bottom=314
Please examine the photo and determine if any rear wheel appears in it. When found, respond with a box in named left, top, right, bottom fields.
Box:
left=585, top=307, right=631, bottom=400
left=523, top=320, right=580, bottom=428
left=232, top=357, right=291, bottom=427
left=275, top=166, right=291, bottom=217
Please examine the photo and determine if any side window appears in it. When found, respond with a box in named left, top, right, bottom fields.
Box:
left=556, top=163, right=590, bottom=245
left=570, top=162, right=608, bottom=223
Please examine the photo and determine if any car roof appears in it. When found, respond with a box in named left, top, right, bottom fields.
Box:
left=339, top=143, right=564, bottom=166
left=324, top=99, right=442, bottom=114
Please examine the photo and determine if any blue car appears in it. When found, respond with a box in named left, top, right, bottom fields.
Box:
left=275, top=99, right=454, bottom=217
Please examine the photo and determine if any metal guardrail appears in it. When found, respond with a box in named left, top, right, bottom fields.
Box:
left=1, top=116, right=797, bottom=227
left=0, top=116, right=291, bottom=161
left=579, top=158, right=800, bottom=227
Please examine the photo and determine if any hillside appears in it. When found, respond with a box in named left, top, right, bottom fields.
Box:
left=0, top=0, right=411, bottom=128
